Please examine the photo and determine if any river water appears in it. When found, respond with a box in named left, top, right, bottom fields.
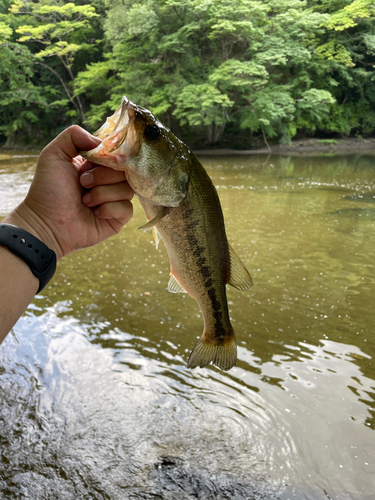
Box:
left=0, top=149, right=374, bottom=499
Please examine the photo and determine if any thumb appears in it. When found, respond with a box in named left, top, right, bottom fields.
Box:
left=44, top=125, right=101, bottom=161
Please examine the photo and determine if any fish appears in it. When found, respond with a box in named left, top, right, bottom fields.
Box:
left=81, top=96, right=253, bottom=371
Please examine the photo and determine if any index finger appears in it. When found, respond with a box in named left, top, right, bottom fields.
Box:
left=80, top=166, right=128, bottom=188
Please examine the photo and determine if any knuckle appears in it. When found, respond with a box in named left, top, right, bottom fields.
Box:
left=67, top=124, right=81, bottom=135
left=91, top=185, right=106, bottom=203
left=127, top=185, right=135, bottom=200
left=100, top=203, right=112, bottom=217
left=121, top=200, right=133, bottom=219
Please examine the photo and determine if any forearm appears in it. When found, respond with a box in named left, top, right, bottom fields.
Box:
left=0, top=126, right=134, bottom=343
left=0, top=243, right=39, bottom=344
left=0, top=210, right=54, bottom=344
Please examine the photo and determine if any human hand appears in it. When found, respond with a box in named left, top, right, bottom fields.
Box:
left=4, top=125, right=134, bottom=261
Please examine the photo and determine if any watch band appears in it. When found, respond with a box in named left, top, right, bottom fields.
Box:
left=0, top=223, right=56, bottom=294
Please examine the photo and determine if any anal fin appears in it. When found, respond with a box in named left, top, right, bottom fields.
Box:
left=167, top=274, right=187, bottom=293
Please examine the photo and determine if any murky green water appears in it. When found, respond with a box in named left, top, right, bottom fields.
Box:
left=1, top=149, right=374, bottom=499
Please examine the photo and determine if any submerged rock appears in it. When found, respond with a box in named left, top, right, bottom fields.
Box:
left=130, top=455, right=280, bottom=500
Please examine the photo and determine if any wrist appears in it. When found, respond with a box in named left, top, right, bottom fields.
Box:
left=3, top=202, right=63, bottom=261
left=0, top=223, right=57, bottom=294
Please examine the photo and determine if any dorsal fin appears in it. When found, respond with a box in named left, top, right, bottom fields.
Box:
left=228, top=245, right=253, bottom=291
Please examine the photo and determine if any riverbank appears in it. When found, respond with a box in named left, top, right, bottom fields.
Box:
left=196, top=137, right=375, bottom=155
left=2, top=136, right=375, bottom=156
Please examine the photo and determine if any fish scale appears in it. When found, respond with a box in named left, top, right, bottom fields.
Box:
left=140, top=159, right=234, bottom=364
left=81, top=96, right=253, bottom=371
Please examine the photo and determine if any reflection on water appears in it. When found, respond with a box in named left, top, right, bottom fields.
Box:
left=0, top=151, right=38, bottom=214
left=1, top=150, right=375, bottom=499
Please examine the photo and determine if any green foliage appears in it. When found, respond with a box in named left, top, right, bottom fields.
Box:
left=0, top=8, right=48, bottom=143
left=209, top=60, right=269, bottom=92
left=296, top=88, right=337, bottom=133
left=318, top=139, right=338, bottom=144
left=0, top=20, right=12, bottom=40
left=174, top=84, right=233, bottom=127
left=1, top=0, right=375, bottom=147
left=315, top=40, right=355, bottom=66
left=0, top=0, right=103, bottom=144
left=322, top=0, right=374, bottom=31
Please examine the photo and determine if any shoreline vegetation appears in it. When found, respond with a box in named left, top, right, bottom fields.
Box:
left=196, top=136, right=375, bottom=155
left=1, top=0, right=375, bottom=150
left=2, top=136, right=375, bottom=156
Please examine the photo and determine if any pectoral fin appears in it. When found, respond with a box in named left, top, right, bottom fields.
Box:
left=152, top=227, right=162, bottom=250
left=138, top=207, right=169, bottom=230
left=227, top=245, right=253, bottom=291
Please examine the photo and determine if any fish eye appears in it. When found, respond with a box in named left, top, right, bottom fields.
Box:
left=144, top=124, right=161, bottom=142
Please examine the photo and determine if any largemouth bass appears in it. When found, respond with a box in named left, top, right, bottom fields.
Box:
left=81, top=96, right=253, bottom=371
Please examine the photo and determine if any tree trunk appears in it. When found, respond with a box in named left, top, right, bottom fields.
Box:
left=213, top=122, right=226, bottom=144
left=260, top=122, right=271, bottom=152
left=207, top=123, right=213, bottom=144
left=65, top=63, right=86, bottom=122
left=207, top=122, right=226, bottom=145
left=35, top=62, right=86, bottom=123
left=35, top=62, right=76, bottom=110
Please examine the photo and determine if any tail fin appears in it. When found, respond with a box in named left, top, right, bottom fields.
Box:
left=187, top=336, right=237, bottom=371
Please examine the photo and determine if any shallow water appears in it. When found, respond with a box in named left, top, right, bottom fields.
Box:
left=0, top=150, right=374, bottom=499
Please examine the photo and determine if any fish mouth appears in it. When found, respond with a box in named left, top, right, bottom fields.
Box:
left=80, top=96, right=136, bottom=168
left=94, top=96, right=134, bottom=142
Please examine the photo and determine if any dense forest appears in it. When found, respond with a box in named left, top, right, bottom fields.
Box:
left=1, top=0, right=374, bottom=149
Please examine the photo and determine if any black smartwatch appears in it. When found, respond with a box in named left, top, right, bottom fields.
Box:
left=0, top=224, right=56, bottom=294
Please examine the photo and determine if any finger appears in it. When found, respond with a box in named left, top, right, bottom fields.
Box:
left=73, top=155, right=85, bottom=168
left=43, top=125, right=101, bottom=161
left=78, top=159, right=98, bottom=175
left=82, top=182, right=134, bottom=207
left=94, top=200, right=134, bottom=223
left=80, top=166, right=127, bottom=188
left=75, top=158, right=99, bottom=175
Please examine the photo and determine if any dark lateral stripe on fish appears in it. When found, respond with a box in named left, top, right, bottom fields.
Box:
left=192, top=244, right=205, bottom=257
left=208, top=289, right=227, bottom=340
left=186, top=228, right=229, bottom=342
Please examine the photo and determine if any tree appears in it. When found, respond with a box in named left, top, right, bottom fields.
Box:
left=0, top=0, right=48, bottom=143
left=1, top=0, right=375, bottom=147
left=10, top=0, right=99, bottom=123
left=75, top=0, right=339, bottom=146
left=315, top=0, right=375, bottom=136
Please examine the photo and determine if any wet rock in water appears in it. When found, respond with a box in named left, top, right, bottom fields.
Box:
left=130, top=455, right=279, bottom=500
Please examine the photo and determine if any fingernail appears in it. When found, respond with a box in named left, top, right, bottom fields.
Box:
left=89, top=133, right=101, bottom=144
left=81, top=171, right=94, bottom=187
left=82, top=128, right=101, bottom=141
left=82, top=192, right=91, bottom=204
